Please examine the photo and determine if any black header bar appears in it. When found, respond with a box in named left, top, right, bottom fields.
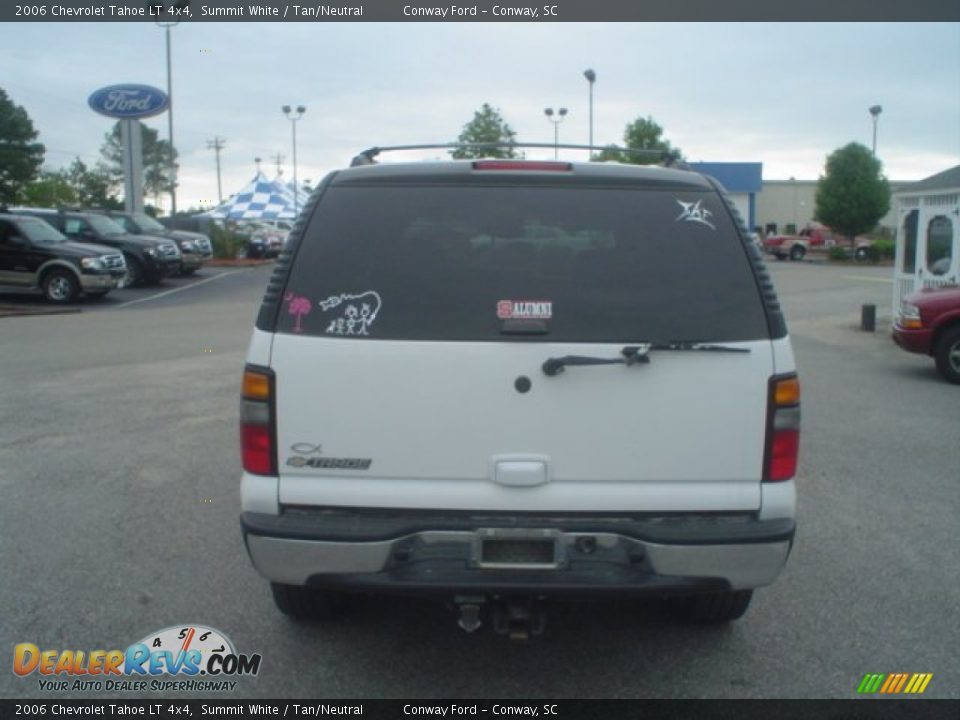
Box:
left=2, top=0, right=959, bottom=22
left=2, top=700, right=960, bottom=720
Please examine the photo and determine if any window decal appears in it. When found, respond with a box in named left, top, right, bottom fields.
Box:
left=284, top=293, right=312, bottom=333
left=318, top=291, right=382, bottom=336
left=675, top=199, right=716, bottom=230
left=497, top=300, right=553, bottom=320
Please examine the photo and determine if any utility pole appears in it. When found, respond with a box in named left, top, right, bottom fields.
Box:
left=272, top=153, right=285, bottom=177
left=207, top=136, right=226, bottom=204
left=254, top=157, right=262, bottom=174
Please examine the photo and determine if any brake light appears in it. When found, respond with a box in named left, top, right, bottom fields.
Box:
left=241, top=366, right=276, bottom=475
left=764, top=374, right=800, bottom=482
left=472, top=160, right=572, bottom=172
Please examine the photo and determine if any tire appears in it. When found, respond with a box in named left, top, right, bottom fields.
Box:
left=933, top=326, right=960, bottom=385
left=42, top=269, right=80, bottom=304
left=119, top=256, right=143, bottom=288
left=270, top=582, right=349, bottom=620
left=671, top=590, right=753, bottom=623
left=789, top=245, right=806, bottom=262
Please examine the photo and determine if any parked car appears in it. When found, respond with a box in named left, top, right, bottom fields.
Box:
left=239, top=147, right=800, bottom=635
left=103, top=210, right=213, bottom=275
left=892, top=285, right=960, bottom=384
left=12, top=208, right=181, bottom=287
left=0, top=210, right=127, bottom=303
left=240, top=221, right=287, bottom=258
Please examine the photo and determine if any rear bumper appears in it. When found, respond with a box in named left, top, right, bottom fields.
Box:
left=241, top=510, right=795, bottom=594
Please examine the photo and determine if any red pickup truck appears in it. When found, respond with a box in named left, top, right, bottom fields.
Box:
left=763, top=225, right=872, bottom=262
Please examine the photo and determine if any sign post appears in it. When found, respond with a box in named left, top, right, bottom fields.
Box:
left=88, top=84, right=169, bottom=214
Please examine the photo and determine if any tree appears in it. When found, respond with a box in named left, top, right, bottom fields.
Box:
left=0, top=88, right=45, bottom=203
left=65, top=158, right=122, bottom=209
left=815, top=143, right=890, bottom=245
left=21, top=169, right=77, bottom=206
left=594, top=115, right=682, bottom=165
left=450, top=104, right=519, bottom=159
left=100, top=121, right=177, bottom=199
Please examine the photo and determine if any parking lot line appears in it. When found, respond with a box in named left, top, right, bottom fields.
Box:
left=112, top=269, right=247, bottom=309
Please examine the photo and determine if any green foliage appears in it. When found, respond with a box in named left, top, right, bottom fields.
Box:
left=871, top=238, right=895, bottom=260
left=21, top=158, right=122, bottom=209
left=815, top=143, right=890, bottom=244
left=100, top=121, right=177, bottom=198
left=0, top=88, right=45, bottom=203
left=65, top=158, right=121, bottom=209
left=828, top=246, right=850, bottom=261
left=450, top=104, right=518, bottom=159
left=209, top=224, right=246, bottom=259
left=21, top=170, right=77, bottom=206
left=594, top=116, right=682, bottom=165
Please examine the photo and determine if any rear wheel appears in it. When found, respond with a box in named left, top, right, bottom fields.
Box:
left=42, top=269, right=79, bottom=304
left=270, top=583, right=349, bottom=620
left=789, top=245, right=806, bottom=261
left=933, top=326, right=960, bottom=385
left=671, top=590, right=753, bottom=623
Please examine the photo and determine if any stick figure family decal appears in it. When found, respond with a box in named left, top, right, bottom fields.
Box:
left=285, top=291, right=382, bottom=336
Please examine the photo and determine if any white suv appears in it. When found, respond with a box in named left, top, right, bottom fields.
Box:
left=240, top=149, right=799, bottom=636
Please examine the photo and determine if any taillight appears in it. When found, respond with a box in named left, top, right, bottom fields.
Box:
left=241, top=366, right=276, bottom=475
left=764, top=374, right=800, bottom=482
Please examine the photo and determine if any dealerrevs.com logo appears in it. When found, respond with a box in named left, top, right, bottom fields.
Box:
left=13, top=625, right=261, bottom=692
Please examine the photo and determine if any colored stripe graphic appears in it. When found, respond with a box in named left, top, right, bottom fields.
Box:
left=858, top=673, right=933, bottom=694
left=858, top=674, right=885, bottom=694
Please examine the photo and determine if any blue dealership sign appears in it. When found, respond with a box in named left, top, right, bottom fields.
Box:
left=88, top=84, right=169, bottom=119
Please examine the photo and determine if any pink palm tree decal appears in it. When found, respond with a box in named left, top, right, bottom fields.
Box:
left=287, top=295, right=311, bottom=333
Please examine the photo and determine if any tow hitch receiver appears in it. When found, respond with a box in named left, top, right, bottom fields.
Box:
left=492, top=597, right=546, bottom=640
left=453, top=596, right=547, bottom=639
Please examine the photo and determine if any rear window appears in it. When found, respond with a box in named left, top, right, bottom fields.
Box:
left=277, top=184, right=769, bottom=343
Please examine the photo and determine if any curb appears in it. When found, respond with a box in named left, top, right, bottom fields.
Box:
left=0, top=305, right=83, bottom=318
left=206, top=259, right=274, bottom=268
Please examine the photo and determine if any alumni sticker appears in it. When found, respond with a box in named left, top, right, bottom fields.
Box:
left=497, top=300, right=553, bottom=320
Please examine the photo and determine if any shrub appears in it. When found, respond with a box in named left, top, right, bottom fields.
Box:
left=210, top=224, right=246, bottom=259
left=828, top=246, right=849, bottom=261
left=872, top=238, right=895, bottom=260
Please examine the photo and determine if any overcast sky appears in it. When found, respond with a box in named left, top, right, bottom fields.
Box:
left=2, top=22, right=959, bottom=211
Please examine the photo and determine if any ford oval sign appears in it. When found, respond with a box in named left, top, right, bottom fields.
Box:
left=88, top=84, right=169, bottom=119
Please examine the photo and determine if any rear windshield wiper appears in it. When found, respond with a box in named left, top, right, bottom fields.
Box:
left=542, top=343, right=750, bottom=377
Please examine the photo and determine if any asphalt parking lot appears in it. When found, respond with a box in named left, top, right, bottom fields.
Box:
left=0, top=262, right=957, bottom=699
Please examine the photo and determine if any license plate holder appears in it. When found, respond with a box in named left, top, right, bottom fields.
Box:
left=472, top=529, right=562, bottom=570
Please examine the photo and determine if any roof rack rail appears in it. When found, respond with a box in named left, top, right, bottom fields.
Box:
left=350, top=143, right=689, bottom=170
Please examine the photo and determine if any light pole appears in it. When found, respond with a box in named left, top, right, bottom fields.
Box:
left=156, top=20, right=179, bottom=215
left=544, top=107, right=568, bottom=160
left=282, top=105, right=306, bottom=216
left=869, top=105, right=882, bottom=156
left=583, top=69, right=596, bottom=157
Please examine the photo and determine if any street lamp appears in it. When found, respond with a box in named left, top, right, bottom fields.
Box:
left=869, top=105, right=883, bottom=156
left=583, top=69, right=596, bottom=158
left=282, top=105, right=306, bottom=216
left=544, top=107, right=568, bottom=160
left=156, top=20, right=179, bottom=215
